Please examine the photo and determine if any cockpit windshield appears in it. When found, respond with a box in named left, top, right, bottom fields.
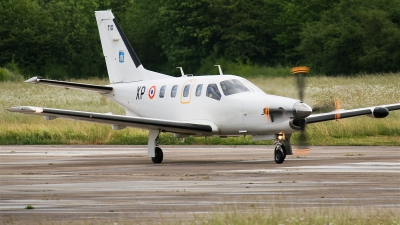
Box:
left=220, top=79, right=250, bottom=96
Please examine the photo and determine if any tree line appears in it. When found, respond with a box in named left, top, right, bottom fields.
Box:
left=1, top=0, right=399, bottom=79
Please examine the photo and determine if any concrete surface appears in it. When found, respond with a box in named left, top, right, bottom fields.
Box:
left=0, top=145, right=399, bottom=223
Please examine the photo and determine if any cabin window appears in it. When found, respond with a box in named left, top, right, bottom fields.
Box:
left=171, top=85, right=178, bottom=97
left=159, top=85, right=166, bottom=98
left=195, top=84, right=203, bottom=97
left=220, top=79, right=250, bottom=96
left=183, top=84, right=191, bottom=97
left=206, top=83, right=221, bottom=101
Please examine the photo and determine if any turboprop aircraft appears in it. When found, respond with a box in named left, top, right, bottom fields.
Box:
left=8, top=10, right=400, bottom=164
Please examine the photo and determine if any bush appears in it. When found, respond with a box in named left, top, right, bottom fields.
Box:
left=0, top=67, right=24, bottom=82
left=25, top=205, right=35, bottom=209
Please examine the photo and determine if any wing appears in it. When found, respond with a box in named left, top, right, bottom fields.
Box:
left=307, top=103, right=400, bottom=124
left=7, top=106, right=214, bottom=135
left=25, top=76, right=113, bottom=94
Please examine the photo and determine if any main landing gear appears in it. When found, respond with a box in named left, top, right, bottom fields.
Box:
left=148, top=130, right=164, bottom=164
left=151, top=147, right=163, bottom=164
left=273, top=133, right=292, bottom=164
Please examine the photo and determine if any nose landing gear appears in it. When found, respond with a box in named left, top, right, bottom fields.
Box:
left=274, top=144, right=286, bottom=164
left=274, top=133, right=292, bottom=164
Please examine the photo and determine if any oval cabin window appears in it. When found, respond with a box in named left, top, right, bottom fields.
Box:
left=183, top=84, right=190, bottom=97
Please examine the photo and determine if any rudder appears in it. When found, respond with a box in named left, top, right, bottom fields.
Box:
left=95, top=10, right=153, bottom=83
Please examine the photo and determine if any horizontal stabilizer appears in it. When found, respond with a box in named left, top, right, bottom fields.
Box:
left=25, top=77, right=113, bottom=94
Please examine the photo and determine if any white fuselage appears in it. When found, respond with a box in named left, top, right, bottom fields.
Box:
left=106, top=75, right=300, bottom=136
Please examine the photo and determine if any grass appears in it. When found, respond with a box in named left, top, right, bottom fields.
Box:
left=24, top=205, right=34, bottom=209
left=195, top=207, right=400, bottom=225
left=5, top=206, right=399, bottom=224
left=1, top=73, right=399, bottom=145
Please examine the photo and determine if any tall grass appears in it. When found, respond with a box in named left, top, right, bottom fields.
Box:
left=1, top=73, right=399, bottom=145
left=193, top=207, right=400, bottom=225
left=3, top=207, right=399, bottom=224
left=3, top=207, right=398, bottom=224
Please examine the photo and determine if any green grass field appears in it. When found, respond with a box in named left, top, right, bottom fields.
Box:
left=1, top=73, right=399, bottom=145
left=4, top=207, right=399, bottom=225
left=191, top=207, right=400, bottom=225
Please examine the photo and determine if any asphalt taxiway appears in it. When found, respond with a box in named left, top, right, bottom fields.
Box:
left=0, top=145, right=399, bottom=223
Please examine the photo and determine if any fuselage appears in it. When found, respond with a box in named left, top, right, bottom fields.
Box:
left=106, top=75, right=303, bottom=136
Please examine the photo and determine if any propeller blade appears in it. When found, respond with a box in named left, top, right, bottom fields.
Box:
left=298, top=127, right=308, bottom=148
left=291, top=66, right=310, bottom=101
left=263, top=106, right=270, bottom=122
left=291, top=66, right=310, bottom=155
left=334, top=98, right=341, bottom=120
left=297, top=75, right=305, bottom=101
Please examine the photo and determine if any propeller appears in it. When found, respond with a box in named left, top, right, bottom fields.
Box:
left=290, top=67, right=342, bottom=155
left=291, top=66, right=310, bottom=154
left=261, top=66, right=313, bottom=126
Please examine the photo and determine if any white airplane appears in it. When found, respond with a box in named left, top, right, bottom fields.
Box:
left=8, top=10, right=400, bottom=164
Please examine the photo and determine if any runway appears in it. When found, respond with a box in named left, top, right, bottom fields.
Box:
left=0, top=145, right=399, bottom=223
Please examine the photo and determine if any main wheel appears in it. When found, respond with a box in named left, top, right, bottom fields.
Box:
left=151, top=147, right=163, bottom=164
left=274, top=146, right=285, bottom=164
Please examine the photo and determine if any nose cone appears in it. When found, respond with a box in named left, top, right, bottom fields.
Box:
left=292, top=102, right=312, bottom=118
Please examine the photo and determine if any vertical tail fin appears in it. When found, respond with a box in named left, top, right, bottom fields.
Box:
left=95, top=10, right=169, bottom=83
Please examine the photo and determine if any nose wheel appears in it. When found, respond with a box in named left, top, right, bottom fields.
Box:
left=274, top=145, right=286, bottom=164
left=151, top=147, right=163, bottom=164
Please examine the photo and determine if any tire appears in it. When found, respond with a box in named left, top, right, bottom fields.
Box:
left=274, top=146, right=285, bottom=164
left=151, top=147, right=163, bottom=164
left=281, top=145, right=287, bottom=159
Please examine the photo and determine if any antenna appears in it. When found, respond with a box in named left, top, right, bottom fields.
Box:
left=176, top=67, right=185, bottom=77
left=214, top=65, right=223, bottom=75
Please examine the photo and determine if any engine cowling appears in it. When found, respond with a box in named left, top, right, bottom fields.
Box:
left=370, top=107, right=389, bottom=118
left=289, top=118, right=306, bottom=130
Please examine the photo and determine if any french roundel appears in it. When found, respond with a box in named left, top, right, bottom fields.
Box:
left=148, top=86, right=156, bottom=99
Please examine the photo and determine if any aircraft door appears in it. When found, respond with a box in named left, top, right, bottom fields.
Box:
left=181, top=79, right=196, bottom=104
left=212, top=94, right=247, bottom=135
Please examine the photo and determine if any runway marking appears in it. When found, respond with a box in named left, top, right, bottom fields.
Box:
left=217, top=162, right=400, bottom=173
left=0, top=150, right=145, bottom=158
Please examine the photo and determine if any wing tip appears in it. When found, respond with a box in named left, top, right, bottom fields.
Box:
left=7, top=106, right=43, bottom=113
left=25, top=76, right=43, bottom=83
